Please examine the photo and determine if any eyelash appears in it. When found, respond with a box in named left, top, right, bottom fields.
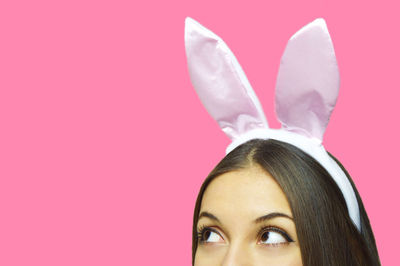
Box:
left=196, top=225, right=294, bottom=246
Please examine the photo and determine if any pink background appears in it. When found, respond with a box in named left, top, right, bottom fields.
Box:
left=1, top=0, right=399, bottom=265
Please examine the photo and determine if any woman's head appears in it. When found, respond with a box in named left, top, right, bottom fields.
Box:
left=195, top=161, right=302, bottom=265
left=192, top=139, right=381, bottom=266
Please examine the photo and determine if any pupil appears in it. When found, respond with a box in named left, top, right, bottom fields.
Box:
left=204, top=230, right=211, bottom=240
left=261, top=231, right=269, bottom=242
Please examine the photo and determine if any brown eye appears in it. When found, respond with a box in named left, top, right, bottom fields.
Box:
left=198, top=227, right=224, bottom=243
left=261, top=231, right=270, bottom=242
left=260, top=231, right=286, bottom=244
left=203, top=230, right=211, bottom=240
left=258, top=227, right=293, bottom=246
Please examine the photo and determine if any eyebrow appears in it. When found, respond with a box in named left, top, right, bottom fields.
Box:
left=198, top=211, right=293, bottom=224
left=253, top=212, right=293, bottom=224
left=198, top=211, right=221, bottom=223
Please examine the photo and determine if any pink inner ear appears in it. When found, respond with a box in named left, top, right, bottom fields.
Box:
left=185, top=17, right=268, bottom=140
left=275, top=18, right=340, bottom=141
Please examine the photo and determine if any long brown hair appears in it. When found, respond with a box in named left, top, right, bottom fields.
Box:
left=192, top=139, right=381, bottom=266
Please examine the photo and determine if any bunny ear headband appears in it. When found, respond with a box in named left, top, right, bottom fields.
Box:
left=184, top=17, right=360, bottom=231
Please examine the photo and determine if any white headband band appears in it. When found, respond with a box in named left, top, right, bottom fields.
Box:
left=184, top=17, right=361, bottom=231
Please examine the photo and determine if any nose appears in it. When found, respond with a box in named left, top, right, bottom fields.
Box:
left=221, top=241, right=252, bottom=266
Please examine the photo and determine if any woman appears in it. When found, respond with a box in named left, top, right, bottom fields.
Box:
left=191, top=139, right=380, bottom=265
left=185, top=17, right=381, bottom=265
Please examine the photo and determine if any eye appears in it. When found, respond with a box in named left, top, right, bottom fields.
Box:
left=257, top=227, right=294, bottom=246
left=197, top=226, right=224, bottom=244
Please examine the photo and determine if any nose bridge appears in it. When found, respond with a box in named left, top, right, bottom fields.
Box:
left=221, top=239, right=252, bottom=266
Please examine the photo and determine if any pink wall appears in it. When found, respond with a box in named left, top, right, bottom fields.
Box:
left=1, top=0, right=398, bottom=265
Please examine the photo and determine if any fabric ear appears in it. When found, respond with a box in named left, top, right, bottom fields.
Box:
left=184, top=17, right=268, bottom=141
left=275, top=18, right=340, bottom=141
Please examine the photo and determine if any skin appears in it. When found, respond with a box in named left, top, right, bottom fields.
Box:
left=195, top=164, right=303, bottom=266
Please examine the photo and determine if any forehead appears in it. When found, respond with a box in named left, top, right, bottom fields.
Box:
left=200, top=165, right=292, bottom=219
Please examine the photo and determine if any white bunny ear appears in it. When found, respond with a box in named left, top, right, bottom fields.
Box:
left=275, top=18, right=340, bottom=141
left=184, top=17, right=268, bottom=141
